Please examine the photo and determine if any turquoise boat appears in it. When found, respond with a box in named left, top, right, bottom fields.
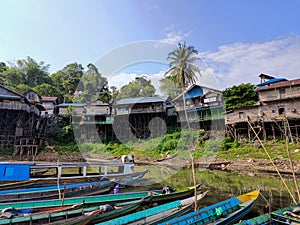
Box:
left=237, top=205, right=300, bottom=225
left=158, top=190, right=260, bottom=225
left=270, top=205, right=300, bottom=224
left=0, top=184, right=200, bottom=211
left=96, top=191, right=208, bottom=225
left=0, top=198, right=145, bottom=225
left=236, top=214, right=271, bottom=225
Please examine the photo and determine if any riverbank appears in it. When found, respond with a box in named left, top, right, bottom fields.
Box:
left=2, top=144, right=300, bottom=179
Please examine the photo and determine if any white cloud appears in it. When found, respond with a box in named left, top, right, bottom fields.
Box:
left=159, top=31, right=191, bottom=45
left=108, top=73, right=138, bottom=89
left=157, top=25, right=191, bottom=46
left=109, top=71, right=166, bottom=95
left=199, top=36, right=300, bottom=89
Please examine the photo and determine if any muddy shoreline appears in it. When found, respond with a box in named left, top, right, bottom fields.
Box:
left=2, top=150, right=300, bottom=178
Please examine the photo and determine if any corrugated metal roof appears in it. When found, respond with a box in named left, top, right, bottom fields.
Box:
left=42, top=96, right=58, bottom=102
left=257, top=78, right=287, bottom=87
left=0, top=95, right=22, bottom=100
left=57, top=103, right=86, bottom=107
left=258, top=78, right=300, bottom=91
left=116, top=96, right=170, bottom=105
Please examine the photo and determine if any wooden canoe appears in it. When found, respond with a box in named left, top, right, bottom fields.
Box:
left=158, top=190, right=260, bottom=225
left=0, top=184, right=201, bottom=211
left=271, top=205, right=300, bottom=224
left=236, top=214, right=271, bottom=225
left=0, top=180, right=115, bottom=203
left=0, top=180, right=38, bottom=190
left=96, top=191, right=208, bottom=225
left=0, top=198, right=146, bottom=225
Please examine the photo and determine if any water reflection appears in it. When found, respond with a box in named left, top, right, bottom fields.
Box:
left=133, top=165, right=295, bottom=218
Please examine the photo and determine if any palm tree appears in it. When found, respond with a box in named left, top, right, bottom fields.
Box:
left=165, top=42, right=201, bottom=128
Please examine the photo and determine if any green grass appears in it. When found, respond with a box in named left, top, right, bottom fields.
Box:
left=217, top=143, right=300, bottom=160
left=45, top=128, right=300, bottom=162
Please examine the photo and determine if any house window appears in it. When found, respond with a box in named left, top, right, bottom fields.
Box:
left=239, top=112, right=244, bottom=119
left=278, top=107, right=285, bottom=115
left=279, top=88, right=286, bottom=95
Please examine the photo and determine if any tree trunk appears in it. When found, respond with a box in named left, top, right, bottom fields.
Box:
left=182, top=86, right=190, bottom=129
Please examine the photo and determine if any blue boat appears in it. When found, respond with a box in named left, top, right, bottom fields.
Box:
left=158, top=190, right=260, bottom=225
left=0, top=161, right=142, bottom=184
left=96, top=191, right=208, bottom=225
left=0, top=180, right=115, bottom=203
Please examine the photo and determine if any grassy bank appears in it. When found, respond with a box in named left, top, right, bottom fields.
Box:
left=42, top=129, right=300, bottom=161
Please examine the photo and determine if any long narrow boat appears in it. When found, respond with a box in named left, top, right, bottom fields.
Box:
left=158, top=190, right=260, bottom=225
left=0, top=180, right=39, bottom=190
left=0, top=184, right=201, bottom=211
left=0, top=161, right=147, bottom=185
left=236, top=214, right=271, bottom=225
left=96, top=191, right=208, bottom=225
left=0, top=180, right=115, bottom=203
left=236, top=205, right=300, bottom=225
left=0, top=168, right=148, bottom=203
left=0, top=198, right=146, bottom=225
left=270, top=205, right=300, bottom=224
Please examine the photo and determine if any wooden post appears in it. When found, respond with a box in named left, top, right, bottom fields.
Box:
left=262, top=120, right=266, bottom=143
left=272, top=124, right=276, bottom=142
left=296, top=125, right=299, bottom=143
left=248, top=124, right=251, bottom=142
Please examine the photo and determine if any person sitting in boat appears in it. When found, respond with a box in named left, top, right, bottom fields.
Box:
left=113, top=184, right=120, bottom=194
left=162, top=186, right=175, bottom=194
left=99, top=204, right=115, bottom=212
left=84, top=204, right=115, bottom=216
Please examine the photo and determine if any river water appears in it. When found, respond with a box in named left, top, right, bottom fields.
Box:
left=132, top=164, right=296, bottom=219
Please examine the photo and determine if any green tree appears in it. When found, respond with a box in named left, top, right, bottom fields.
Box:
left=159, top=77, right=182, bottom=98
left=223, top=83, right=258, bottom=110
left=0, top=62, right=7, bottom=73
left=165, top=42, right=201, bottom=128
left=1, top=58, right=50, bottom=90
left=14, top=84, right=31, bottom=94
left=75, top=63, right=108, bottom=103
left=1, top=67, right=23, bottom=89
left=119, top=77, right=155, bottom=99
left=33, top=83, right=62, bottom=101
left=51, top=63, right=84, bottom=102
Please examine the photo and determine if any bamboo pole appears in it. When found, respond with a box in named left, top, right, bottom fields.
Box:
left=285, top=134, right=300, bottom=202
left=246, top=118, right=297, bottom=204
left=190, top=152, right=198, bottom=211
left=62, top=182, right=67, bottom=208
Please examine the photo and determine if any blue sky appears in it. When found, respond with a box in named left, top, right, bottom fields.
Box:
left=1, top=0, right=300, bottom=90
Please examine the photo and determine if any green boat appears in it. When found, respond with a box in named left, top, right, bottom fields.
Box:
left=0, top=198, right=146, bottom=225
left=96, top=191, right=208, bottom=225
left=0, top=184, right=201, bottom=211
left=235, top=214, right=271, bottom=225
left=270, top=205, right=300, bottom=224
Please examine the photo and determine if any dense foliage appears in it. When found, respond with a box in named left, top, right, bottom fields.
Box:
left=222, top=83, right=259, bottom=110
left=118, top=77, right=155, bottom=99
